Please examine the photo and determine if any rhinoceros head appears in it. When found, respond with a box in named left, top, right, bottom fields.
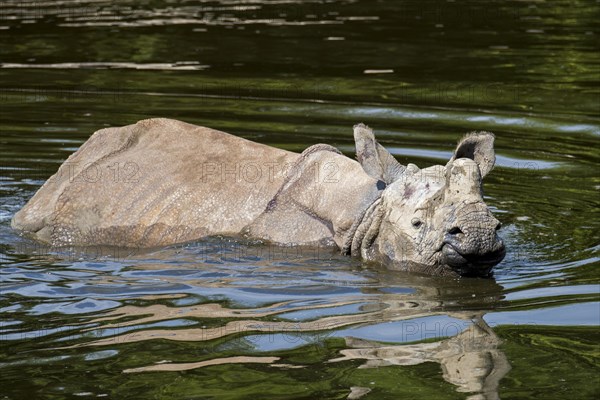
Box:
left=354, top=124, right=505, bottom=277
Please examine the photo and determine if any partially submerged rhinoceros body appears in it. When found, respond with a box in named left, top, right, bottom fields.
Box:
left=12, top=118, right=505, bottom=276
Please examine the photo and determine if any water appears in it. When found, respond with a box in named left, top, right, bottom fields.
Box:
left=0, top=1, right=598, bottom=399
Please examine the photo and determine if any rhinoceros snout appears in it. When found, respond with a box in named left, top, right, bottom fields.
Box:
left=442, top=231, right=506, bottom=277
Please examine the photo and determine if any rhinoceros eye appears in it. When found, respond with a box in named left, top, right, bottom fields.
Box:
left=411, top=218, right=423, bottom=229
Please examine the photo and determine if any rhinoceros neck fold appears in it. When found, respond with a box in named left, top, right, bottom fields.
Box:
left=341, top=196, right=384, bottom=257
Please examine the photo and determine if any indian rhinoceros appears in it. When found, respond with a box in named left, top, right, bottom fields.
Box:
left=12, top=118, right=505, bottom=276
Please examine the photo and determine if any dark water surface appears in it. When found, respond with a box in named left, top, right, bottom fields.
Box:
left=0, top=1, right=599, bottom=399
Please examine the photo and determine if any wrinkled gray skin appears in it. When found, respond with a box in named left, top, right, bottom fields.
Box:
left=12, top=118, right=505, bottom=276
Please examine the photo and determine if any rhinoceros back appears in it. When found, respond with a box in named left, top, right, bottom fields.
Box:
left=12, top=118, right=298, bottom=247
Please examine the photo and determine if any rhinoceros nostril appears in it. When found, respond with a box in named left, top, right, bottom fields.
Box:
left=448, top=227, right=463, bottom=235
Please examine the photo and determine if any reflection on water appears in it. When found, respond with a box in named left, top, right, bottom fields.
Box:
left=1, top=244, right=512, bottom=398
left=330, top=319, right=510, bottom=400
left=113, top=300, right=510, bottom=399
left=0, top=62, right=210, bottom=70
left=0, top=0, right=598, bottom=399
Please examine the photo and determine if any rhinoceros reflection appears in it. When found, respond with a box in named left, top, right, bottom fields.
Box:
left=329, top=317, right=510, bottom=400
left=75, top=266, right=509, bottom=399
left=116, top=312, right=509, bottom=399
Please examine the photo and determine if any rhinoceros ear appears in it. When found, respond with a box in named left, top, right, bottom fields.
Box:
left=449, top=132, right=496, bottom=178
left=354, top=123, right=405, bottom=184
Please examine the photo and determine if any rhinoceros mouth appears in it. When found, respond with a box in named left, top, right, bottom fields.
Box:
left=441, top=243, right=505, bottom=277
